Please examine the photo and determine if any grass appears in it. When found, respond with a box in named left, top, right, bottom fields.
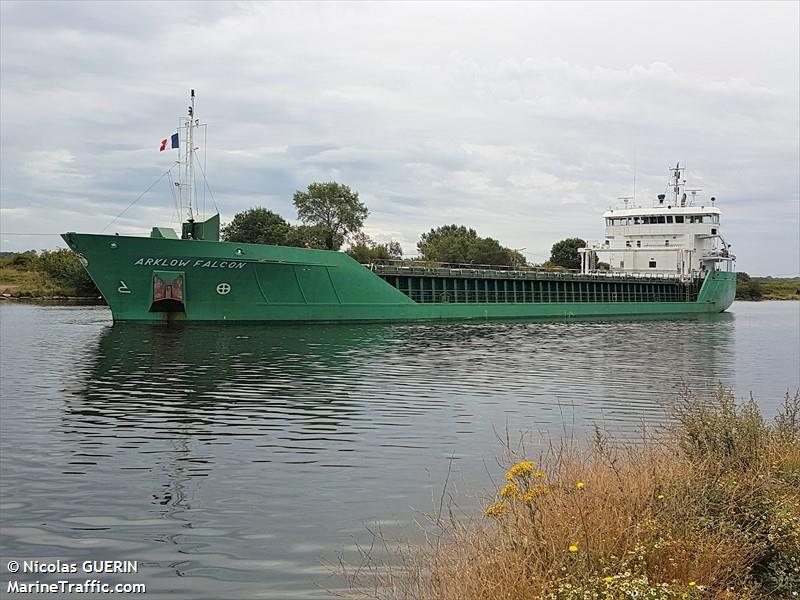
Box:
left=0, top=266, right=65, bottom=296
left=753, top=278, right=800, bottom=301
left=343, top=387, right=800, bottom=599
left=0, top=251, right=98, bottom=298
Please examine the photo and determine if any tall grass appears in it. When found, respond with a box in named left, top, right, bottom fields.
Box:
left=343, top=387, right=800, bottom=599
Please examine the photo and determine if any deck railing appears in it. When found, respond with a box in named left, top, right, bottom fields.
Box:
left=369, top=260, right=693, bottom=283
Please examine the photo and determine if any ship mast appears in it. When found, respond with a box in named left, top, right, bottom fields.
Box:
left=669, top=162, right=688, bottom=207
left=181, top=89, right=196, bottom=223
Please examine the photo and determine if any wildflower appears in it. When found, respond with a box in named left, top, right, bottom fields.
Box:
left=576, top=481, right=585, bottom=489
left=535, top=471, right=546, bottom=478
left=657, top=494, right=665, bottom=500
left=688, top=581, right=696, bottom=587
left=484, top=501, right=507, bottom=517
left=499, top=482, right=519, bottom=498
left=522, top=486, right=550, bottom=501
left=568, top=544, right=578, bottom=552
left=505, top=460, right=535, bottom=480
left=604, top=576, right=613, bottom=583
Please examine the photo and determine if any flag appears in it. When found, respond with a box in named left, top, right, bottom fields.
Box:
left=159, top=132, right=179, bottom=152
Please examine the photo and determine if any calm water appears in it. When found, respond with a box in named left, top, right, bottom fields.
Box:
left=1, top=302, right=798, bottom=599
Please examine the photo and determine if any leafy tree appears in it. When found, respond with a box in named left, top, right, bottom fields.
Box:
left=293, top=182, right=368, bottom=251
left=37, top=249, right=98, bottom=295
left=549, top=238, right=587, bottom=270
left=346, top=232, right=403, bottom=263
left=285, top=224, right=331, bottom=249
left=735, top=272, right=763, bottom=300
left=0, top=250, right=37, bottom=268
left=417, top=225, right=525, bottom=267
left=221, top=207, right=294, bottom=245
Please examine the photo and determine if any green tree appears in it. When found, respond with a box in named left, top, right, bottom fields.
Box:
left=285, top=224, right=330, bottom=249
left=37, top=249, right=98, bottom=295
left=417, top=225, right=525, bottom=266
left=220, top=207, right=294, bottom=245
left=735, top=272, right=763, bottom=300
left=346, top=232, right=403, bottom=263
left=293, top=182, right=368, bottom=251
left=549, top=238, right=587, bottom=270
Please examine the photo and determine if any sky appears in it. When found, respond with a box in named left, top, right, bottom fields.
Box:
left=1, top=1, right=798, bottom=275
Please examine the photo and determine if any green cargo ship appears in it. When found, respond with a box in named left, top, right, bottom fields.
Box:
left=62, top=94, right=736, bottom=323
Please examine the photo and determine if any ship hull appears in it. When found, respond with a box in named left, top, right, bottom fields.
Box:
left=63, top=233, right=737, bottom=323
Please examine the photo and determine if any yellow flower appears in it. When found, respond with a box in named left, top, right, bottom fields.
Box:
left=576, top=481, right=585, bottom=489
left=568, top=544, right=578, bottom=553
left=604, top=576, right=613, bottom=583
left=484, top=501, right=507, bottom=517
left=688, top=581, right=696, bottom=587
left=499, top=482, right=519, bottom=498
left=657, top=494, right=665, bottom=500
left=522, top=486, right=550, bottom=502
left=534, top=471, right=546, bottom=478
left=505, top=460, right=535, bottom=480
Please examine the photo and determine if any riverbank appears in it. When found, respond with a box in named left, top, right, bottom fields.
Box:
left=349, top=387, right=800, bottom=599
left=736, top=274, right=800, bottom=301
left=753, top=277, right=800, bottom=300
left=0, top=250, right=99, bottom=299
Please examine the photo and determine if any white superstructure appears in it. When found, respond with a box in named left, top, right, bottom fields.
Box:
left=579, top=163, right=735, bottom=277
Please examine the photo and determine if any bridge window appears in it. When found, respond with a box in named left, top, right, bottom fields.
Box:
left=675, top=216, right=684, bottom=224
left=657, top=216, right=666, bottom=224
left=633, top=217, right=641, bottom=224
left=666, top=216, right=673, bottom=223
left=702, top=215, right=714, bottom=224
left=649, top=259, right=657, bottom=268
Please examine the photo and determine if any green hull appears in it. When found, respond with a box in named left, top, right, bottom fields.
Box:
left=62, top=232, right=736, bottom=323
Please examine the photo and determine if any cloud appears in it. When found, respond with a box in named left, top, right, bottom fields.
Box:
left=0, top=1, right=797, bottom=275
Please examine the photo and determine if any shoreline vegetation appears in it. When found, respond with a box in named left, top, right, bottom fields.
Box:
left=345, top=387, right=800, bottom=599
left=0, top=250, right=103, bottom=302
left=1, top=251, right=797, bottom=302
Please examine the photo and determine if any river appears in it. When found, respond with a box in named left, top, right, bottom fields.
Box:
left=0, top=301, right=797, bottom=598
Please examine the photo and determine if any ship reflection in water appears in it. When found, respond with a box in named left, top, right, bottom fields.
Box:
left=5, top=304, right=797, bottom=599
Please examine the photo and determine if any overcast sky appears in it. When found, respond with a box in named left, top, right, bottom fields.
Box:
left=1, top=1, right=798, bottom=275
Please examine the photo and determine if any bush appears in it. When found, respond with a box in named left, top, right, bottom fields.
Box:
left=736, top=272, right=763, bottom=300
left=344, top=387, right=800, bottom=599
left=36, top=249, right=98, bottom=296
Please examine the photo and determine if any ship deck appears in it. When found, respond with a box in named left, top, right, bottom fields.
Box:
left=369, top=261, right=702, bottom=304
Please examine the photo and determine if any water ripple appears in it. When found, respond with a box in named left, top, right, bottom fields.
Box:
left=1, top=302, right=797, bottom=599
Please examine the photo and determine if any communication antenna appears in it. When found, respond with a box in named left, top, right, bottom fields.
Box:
left=618, top=196, right=634, bottom=210
left=669, top=162, right=687, bottom=206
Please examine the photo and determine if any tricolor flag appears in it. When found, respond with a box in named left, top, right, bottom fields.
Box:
left=159, top=132, right=179, bottom=152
